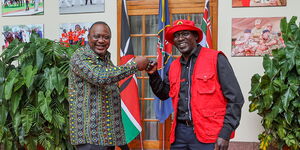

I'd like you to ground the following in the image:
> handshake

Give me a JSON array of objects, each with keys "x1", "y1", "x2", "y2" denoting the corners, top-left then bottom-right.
[{"x1": 134, "y1": 56, "x2": 157, "y2": 74}]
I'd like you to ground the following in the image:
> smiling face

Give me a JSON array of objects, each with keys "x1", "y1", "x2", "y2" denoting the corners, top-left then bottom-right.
[
  {"x1": 88, "y1": 24, "x2": 111, "y2": 56},
  {"x1": 173, "y1": 30, "x2": 198, "y2": 57}
]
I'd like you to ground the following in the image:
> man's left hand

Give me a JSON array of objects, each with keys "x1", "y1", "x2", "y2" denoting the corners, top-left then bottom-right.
[{"x1": 215, "y1": 137, "x2": 229, "y2": 150}]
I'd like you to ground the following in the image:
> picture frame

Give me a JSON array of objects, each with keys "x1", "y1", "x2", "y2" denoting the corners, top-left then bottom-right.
[
  {"x1": 232, "y1": 0, "x2": 287, "y2": 7},
  {"x1": 2, "y1": 0, "x2": 44, "y2": 17},
  {"x1": 59, "y1": 0, "x2": 105, "y2": 14},
  {"x1": 2, "y1": 24, "x2": 44, "y2": 49},
  {"x1": 231, "y1": 17, "x2": 285, "y2": 56},
  {"x1": 59, "y1": 22, "x2": 92, "y2": 47}
]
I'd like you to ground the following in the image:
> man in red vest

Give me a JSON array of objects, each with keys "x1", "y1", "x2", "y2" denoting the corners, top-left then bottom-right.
[{"x1": 146, "y1": 20, "x2": 244, "y2": 150}]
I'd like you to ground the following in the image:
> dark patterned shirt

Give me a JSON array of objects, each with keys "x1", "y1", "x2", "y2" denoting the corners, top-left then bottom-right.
[{"x1": 69, "y1": 45, "x2": 137, "y2": 146}]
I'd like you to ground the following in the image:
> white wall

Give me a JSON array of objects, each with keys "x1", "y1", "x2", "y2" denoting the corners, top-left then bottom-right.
[
  {"x1": 0, "y1": 0, "x2": 119, "y2": 63},
  {"x1": 218, "y1": 0, "x2": 300, "y2": 142}
]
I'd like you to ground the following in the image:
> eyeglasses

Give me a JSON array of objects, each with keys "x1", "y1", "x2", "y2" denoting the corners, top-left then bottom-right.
[{"x1": 173, "y1": 31, "x2": 192, "y2": 39}]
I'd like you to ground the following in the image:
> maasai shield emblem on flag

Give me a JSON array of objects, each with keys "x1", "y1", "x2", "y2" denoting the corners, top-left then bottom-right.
[
  {"x1": 200, "y1": 0, "x2": 213, "y2": 48},
  {"x1": 119, "y1": 0, "x2": 142, "y2": 143},
  {"x1": 154, "y1": 0, "x2": 174, "y2": 123}
]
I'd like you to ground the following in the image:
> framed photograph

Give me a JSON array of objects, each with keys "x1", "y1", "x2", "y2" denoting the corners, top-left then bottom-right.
[
  {"x1": 231, "y1": 17, "x2": 285, "y2": 56},
  {"x1": 2, "y1": 0, "x2": 44, "y2": 17},
  {"x1": 2, "y1": 24, "x2": 44, "y2": 49},
  {"x1": 232, "y1": 0, "x2": 287, "y2": 7},
  {"x1": 59, "y1": 22, "x2": 92, "y2": 47},
  {"x1": 59, "y1": 0, "x2": 105, "y2": 14}
]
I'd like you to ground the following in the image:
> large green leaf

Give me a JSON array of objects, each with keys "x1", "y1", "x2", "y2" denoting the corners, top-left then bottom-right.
[
  {"x1": 36, "y1": 46, "x2": 44, "y2": 71},
  {"x1": 288, "y1": 16, "x2": 298, "y2": 32},
  {"x1": 4, "y1": 69, "x2": 19, "y2": 100},
  {"x1": 21, "y1": 65, "x2": 38, "y2": 88},
  {"x1": 277, "y1": 125, "x2": 286, "y2": 139},
  {"x1": 0, "y1": 61, "x2": 5, "y2": 102},
  {"x1": 38, "y1": 132, "x2": 54, "y2": 150},
  {"x1": 249, "y1": 100, "x2": 260, "y2": 112},
  {"x1": 1, "y1": 40, "x2": 24, "y2": 64},
  {"x1": 56, "y1": 73, "x2": 65, "y2": 94},
  {"x1": 263, "y1": 55, "x2": 278, "y2": 78},
  {"x1": 281, "y1": 86, "x2": 297, "y2": 111},
  {"x1": 44, "y1": 68, "x2": 55, "y2": 92},
  {"x1": 249, "y1": 74, "x2": 261, "y2": 95},
  {"x1": 0, "y1": 105, "x2": 8, "y2": 126},
  {"x1": 296, "y1": 57, "x2": 300, "y2": 75},
  {"x1": 51, "y1": 67, "x2": 59, "y2": 93},
  {"x1": 13, "y1": 112, "x2": 21, "y2": 137},
  {"x1": 13, "y1": 79, "x2": 24, "y2": 92},
  {"x1": 263, "y1": 91, "x2": 273, "y2": 110},
  {"x1": 38, "y1": 91, "x2": 53, "y2": 122},
  {"x1": 284, "y1": 109, "x2": 294, "y2": 125},
  {"x1": 21, "y1": 110, "x2": 34, "y2": 135},
  {"x1": 52, "y1": 111, "x2": 65, "y2": 129},
  {"x1": 284, "y1": 134, "x2": 297, "y2": 147},
  {"x1": 11, "y1": 90, "x2": 23, "y2": 114},
  {"x1": 260, "y1": 75, "x2": 271, "y2": 89}
]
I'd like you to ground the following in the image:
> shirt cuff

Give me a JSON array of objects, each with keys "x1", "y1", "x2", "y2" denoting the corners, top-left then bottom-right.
[
  {"x1": 148, "y1": 70, "x2": 160, "y2": 78},
  {"x1": 218, "y1": 124, "x2": 233, "y2": 140},
  {"x1": 126, "y1": 61, "x2": 138, "y2": 71}
]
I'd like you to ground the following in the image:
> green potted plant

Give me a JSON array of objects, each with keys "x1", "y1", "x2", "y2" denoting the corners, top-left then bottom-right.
[
  {"x1": 249, "y1": 16, "x2": 300, "y2": 150},
  {"x1": 0, "y1": 34, "x2": 79, "y2": 150}
]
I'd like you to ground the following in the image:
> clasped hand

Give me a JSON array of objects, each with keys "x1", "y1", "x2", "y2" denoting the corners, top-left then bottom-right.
[{"x1": 134, "y1": 56, "x2": 157, "y2": 72}]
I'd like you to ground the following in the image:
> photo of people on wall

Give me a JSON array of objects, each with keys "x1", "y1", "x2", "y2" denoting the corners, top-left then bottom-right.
[
  {"x1": 2, "y1": 0, "x2": 44, "y2": 16},
  {"x1": 232, "y1": 17, "x2": 285, "y2": 56},
  {"x1": 59, "y1": 22, "x2": 92, "y2": 47},
  {"x1": 232, "y1": 0, "x2": 287, "y2": 7},
  {"x1": 2, "y1": 24, "x2": 43, "y2": 49},
  {"x1": 59, "y1": 0, "x2": 104, "y2": 14}
]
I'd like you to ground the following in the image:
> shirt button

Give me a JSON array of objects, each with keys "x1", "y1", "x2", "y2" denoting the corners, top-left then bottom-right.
[
  {"x1": 186, "y1": 82, "x2": 188, "y2": 85},
  {"x1": 185, "y1": 98, "x2": 188, "y2": 101},
  {"x1": 185, "y1": 112, "x2": 188, "y2": 114}
]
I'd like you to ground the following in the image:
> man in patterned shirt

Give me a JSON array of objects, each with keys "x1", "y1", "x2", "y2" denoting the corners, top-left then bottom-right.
[{"x1": 69, "y1": 21, "x2": 149, "y2": 150}]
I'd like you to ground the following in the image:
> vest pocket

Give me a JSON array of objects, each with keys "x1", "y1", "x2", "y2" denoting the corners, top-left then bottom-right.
[
  {"x1": 202, "y1": 108, "x2": 225, "y2": 136},
  {"x1": 196, "y1": 73, "x2": 216, "y2": 94}
]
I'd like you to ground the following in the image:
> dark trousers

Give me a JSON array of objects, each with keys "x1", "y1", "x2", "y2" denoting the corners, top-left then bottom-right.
[
  {"x1": 170, "y1": 123, "x2": 215, "y2": 150},
  {"x1": 106, "y1": 145, "x2": 129, "y2": 150},
  {"x1": 85, "y1": 0, "x2": 92, "y2": 5},
  {"x1": 76, "y1": 144, "x2": 129, "y2": 150},
  {"x1": 76, "y1": 144, "x2": 106, "y2": 150}
]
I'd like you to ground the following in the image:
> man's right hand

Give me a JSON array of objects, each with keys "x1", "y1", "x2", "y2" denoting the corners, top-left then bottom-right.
[
  {"x1": 145, "y1": 61, "x2": 157, "y2": 74},
  {"x1": 134, "y1": 56, "x2": 149, "y2": 71}
]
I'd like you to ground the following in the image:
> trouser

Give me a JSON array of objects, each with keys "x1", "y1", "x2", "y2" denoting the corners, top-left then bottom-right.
[
  {"x1": 76, "y1": 144, "x2": 105, "y2": 150},
  {"x1": 106, "y1": 145, "x2": 129, "y2": 150},
  {"x1": 86, "y1": 0, "x2": 92, "y2": 5},
  {"x1": 76, "y1": 144, "x2": 129, "y2": 150},
  {"x1": 170, "y1": 122, "x2": 215, "y2": 150}
]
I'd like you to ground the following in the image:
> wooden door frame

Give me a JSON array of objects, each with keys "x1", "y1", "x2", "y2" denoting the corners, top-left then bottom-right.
[{"x1": 116, "y1": 0, "x2": 218, "y2": 149}]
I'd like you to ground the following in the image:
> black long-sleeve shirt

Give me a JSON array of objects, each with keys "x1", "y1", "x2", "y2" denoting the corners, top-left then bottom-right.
[{"x1": 149, "y1": 45, "x2": 244, "y2": 140}]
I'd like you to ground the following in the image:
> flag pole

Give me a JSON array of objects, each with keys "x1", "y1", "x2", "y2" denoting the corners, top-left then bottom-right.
[
  {"x1": 162, "y1": 24, "x2": 165, "y2": 150},
  {"x1": 139, "y1": 133, "x2": 144, "y2": 150}
]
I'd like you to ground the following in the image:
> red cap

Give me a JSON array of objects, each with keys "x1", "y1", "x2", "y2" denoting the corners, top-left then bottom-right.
[{"x1": 165, "y1": 20, "x2": 203, "y2": 45}]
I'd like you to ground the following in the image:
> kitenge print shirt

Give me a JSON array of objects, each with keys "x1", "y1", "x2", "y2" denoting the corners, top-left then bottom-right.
[{"x1": 69, "y1": 45, "x2": 137, "y2": 146}]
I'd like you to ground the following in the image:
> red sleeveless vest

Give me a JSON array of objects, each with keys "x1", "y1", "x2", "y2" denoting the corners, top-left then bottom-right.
[{"x1": 168, "y1": 47, "x2": 230, "y2": 143}]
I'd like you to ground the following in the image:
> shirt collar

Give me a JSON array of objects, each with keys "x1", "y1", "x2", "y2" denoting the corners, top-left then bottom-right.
[
  {"x1": 179, "y1": 44, "x2": 201, "y2": 64},
  {"x1": 83, "y1": 44, "x2": 111, "y2": 61}
]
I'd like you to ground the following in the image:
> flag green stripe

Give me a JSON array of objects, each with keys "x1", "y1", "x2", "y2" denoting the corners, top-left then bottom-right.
[{"x1": 121, "y1": 109, "x2": 140, "y2": 143}]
